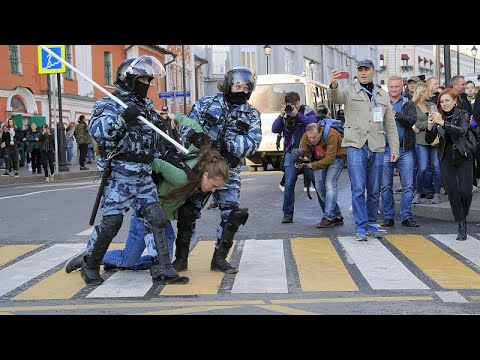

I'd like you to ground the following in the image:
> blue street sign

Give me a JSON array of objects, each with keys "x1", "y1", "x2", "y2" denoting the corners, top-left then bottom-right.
[
  {"x1": 159, "y1": 92, "x2": 173, "y2": 99},
  {"x1": 174, "y1": 91, "x2": 191, "y2": 97},
  {"x1": 37, "y1": 45, "x2": 66, "y2": 74}
]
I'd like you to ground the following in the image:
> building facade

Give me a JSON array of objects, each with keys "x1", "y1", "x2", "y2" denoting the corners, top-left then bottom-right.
[{"x1": 0, "y1": 45, "x2": 206, "y2": 128}]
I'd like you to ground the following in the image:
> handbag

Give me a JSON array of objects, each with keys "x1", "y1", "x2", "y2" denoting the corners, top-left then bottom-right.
[
  {"x1": 465, "y1": 128, "x2": 478, "y2": 153},
  {"x1": 430, "y1": 135, "x2": 440, "y2": 147}
]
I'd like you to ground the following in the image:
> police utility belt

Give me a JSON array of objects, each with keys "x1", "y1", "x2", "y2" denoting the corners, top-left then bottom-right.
[{"x1": 100, "y1": 150, "x2": 154, "y2": 164}]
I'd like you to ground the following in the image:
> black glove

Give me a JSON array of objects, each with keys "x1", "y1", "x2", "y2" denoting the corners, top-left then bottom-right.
[
  {"x1": 121, "y1": 105, "x2": 143, "y2": 124},
  {"x1": 212, "y1": 138, "x2": 227, "y2": 155},
  {"x1": 189, "y1": 132, "x2": 211, "y2": 148}
]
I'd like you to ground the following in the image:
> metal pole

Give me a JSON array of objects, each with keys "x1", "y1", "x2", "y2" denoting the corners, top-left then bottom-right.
[
  {"x1": 457, "y1": 45, "x2": 460, "y2": 76},
  {"x1": 266, "y1": 55, "x2": 269, "y2": 74},
  {"x1": 46, "y1": 74, "x2": 52, "y2": 128},
  {"x1": 181, "y1": 45, "x2": 187, "y2": 115},
  {"x1": 51, "y1": 74, "x2": 58, "y2": 173},
  {"x1": 56, "y1": 73, "x2": 68, "y2": 172},
  {"x1": 39, "y1": 45, "x2": 188, "y2": 154},
  {"x1": 444, "y1": 45, "x2": 451, "y2": 87}
]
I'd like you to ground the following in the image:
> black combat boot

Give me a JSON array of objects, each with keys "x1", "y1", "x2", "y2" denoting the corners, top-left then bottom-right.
[
  {"x1": 65, "y1": 250, "x2": 86, "y2": 273},
  {"x1": 172, "y1": 228, "x2": 191, "y2": 272},
  {"x1": 211, "y1": 242, "x2": 238, "y2": 274},
  {"x1": 456, "y1": 220, "x2": 467, "y2": 241}
]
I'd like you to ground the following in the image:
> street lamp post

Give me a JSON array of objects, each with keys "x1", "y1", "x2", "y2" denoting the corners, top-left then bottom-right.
[
  {"x1": 263, "y1": 45, "x2": 271, "y2": 74},
  {"x1": 309, "y1": 60, "x2": 315, "y2": 81},
  {"x1": 472, "y1": 45, "x2": 478, "y2": 73}
]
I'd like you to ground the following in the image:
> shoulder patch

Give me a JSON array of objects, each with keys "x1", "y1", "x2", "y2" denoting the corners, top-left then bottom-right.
[{"x1": 93, "y1": 107, "x2": 105, "y2": 116}]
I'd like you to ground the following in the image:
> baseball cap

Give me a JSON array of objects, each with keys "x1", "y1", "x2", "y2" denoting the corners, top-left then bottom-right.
[
  {"x1": 407, "y1": 76, "x2": 422, "y2": 83},
  {"x1": 160, "y1": 106, "x2": 168, "y2": 113},
  {"x1": 357, "y1": 59, "x2": 375, "y2": 69}
]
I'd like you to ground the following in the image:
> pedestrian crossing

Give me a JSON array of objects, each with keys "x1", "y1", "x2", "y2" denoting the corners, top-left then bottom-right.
[{"x1": 2, "y1": 234, "x2": 480, "y2": 301}]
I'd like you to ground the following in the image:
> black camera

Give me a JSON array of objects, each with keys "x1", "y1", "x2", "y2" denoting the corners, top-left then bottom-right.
[
  {"x1": 291, "y1": 148, "x2": 310, "y2": 165},
  {"x1": 285, "y1": 103, "x2": 294, "y2": 116}
]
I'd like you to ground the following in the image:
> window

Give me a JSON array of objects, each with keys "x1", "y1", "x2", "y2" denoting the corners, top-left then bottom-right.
[
  {"x1": 284, "y1": 48, "x2": 294, "y2": 74},
  {"x1": 9, "y1": 45, "x2": 21, "y2": 74},
  {"x1": 211, "y1": 45, "x2": 230, "y2": 75},
  {"x1": 240, "y1": 46, "x2": 256, "y2": 72},
  {"x1": 104, "y1": 51, "x2": 113, "y2": 86},
  {"x1": 401, "y1": 53, "x2": 410, "y2": 66},
  {"x1": 65, "y1": 45, "x2": 73, "y2": 80},
  {"x1": 379, "y1": 54, "x2": 384, "y2": 67}
]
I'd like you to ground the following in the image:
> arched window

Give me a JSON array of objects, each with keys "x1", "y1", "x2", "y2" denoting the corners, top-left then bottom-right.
[{"x1": 10, "y1": 95, "x2": 27, "y2": 113}]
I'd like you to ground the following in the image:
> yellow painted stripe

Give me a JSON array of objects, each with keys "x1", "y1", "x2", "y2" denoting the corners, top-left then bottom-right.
[
  {"x1": 470, "y1": 295, "x2": 480, "y2": 300},
  {"x1": 161, "y1": 241, "x2": 232, "y2": 296},
  {"x1": 271, "y1": 295, "x2": 434, "y2": 304},
  {"x1": 386, "y1": 234, "x2": 480, "y2": 289},
  {"x1": 0, "y1": 245, "x2": 42, "y2": 266},
  {"x1": 134, "y1": 305, "x2": 242, "y2": 315},
  {"x1": 255, "y1": 304, "x2": 320, "y2": 315},
  {"x1": 13, "y1": 243, "x2": 124, "y2": 300},
  {"x1": 291, "y1": 237, "x2": 358, "y2": 291}
]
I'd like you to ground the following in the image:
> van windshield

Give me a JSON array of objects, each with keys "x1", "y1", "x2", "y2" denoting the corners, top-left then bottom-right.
[{"x1": 249, "y1": 84, "x2": 306, "y2": 114}]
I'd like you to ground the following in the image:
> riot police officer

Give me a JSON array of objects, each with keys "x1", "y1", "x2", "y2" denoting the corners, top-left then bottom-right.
[
  {"x1": 173, "y1": 65, "x2": 262, "y2": 274},
  {"x1": 73, "y1": 55, "x2": 188, "y2": 286}
]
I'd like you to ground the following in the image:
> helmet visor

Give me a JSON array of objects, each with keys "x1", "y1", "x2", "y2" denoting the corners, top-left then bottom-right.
[
  {"x1": 230, "y1": 68, "x2": 256, "y2": 92},
  {"x1": 128, "y1": 55, "x2": 166, "y2": 80}
]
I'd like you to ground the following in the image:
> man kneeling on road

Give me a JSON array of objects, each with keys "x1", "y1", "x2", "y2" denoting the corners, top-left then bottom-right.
[{"x1": 299, "y1": 123, "x2": 346, "y2": 228}]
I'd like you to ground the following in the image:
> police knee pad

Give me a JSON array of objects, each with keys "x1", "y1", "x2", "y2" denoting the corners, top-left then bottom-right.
[
  {"x1": 101, "y1": 214, "x2": 124, "y2": 237},
  {"x1": 142, "y1": 202, "x2": 167, "y2": 229},
  {"x1": 227, "y1": 207, "x2": 249, "y2": 227}
]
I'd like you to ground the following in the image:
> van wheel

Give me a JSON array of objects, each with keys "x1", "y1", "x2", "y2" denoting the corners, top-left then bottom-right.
[
  {"x1": 272, "y1": 161, "x2": 281, "y2": 170},
  {"x1": 247, "y1": 165, "x2": 257, "y2": 172}
]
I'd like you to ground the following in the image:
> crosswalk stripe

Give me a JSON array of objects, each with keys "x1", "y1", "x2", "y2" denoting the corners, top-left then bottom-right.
[
  {"x1": 77, "y1": 228, "x2": 94, "y2": 236},
  {"x1": 386, "y1": 234, "x2": 480, "y2": 289},
  {"x1": 338, "y1": 236, "x2": 428, "y2": 290},
  {"x1": 0, "y1": 244, "x2": 86, "y2": 297},
  {"x1": 292, "y1": 237, "x2": 358, "y2": 292},
  {"x1": 231, "y1": 239, "x2": 288, "y2": 294},
  {"x1": 161, "y1": 241, "x2": 228, "y2": 296},
  {"x1": 87, "y1": 271, "x2": 152, "y2": 298},
  {"x1": 0, "y1": 245, "x2": 42, "y2": 266},
  {"x1": 431, "y1": 234, "x2": 480, "y2": 269},
  {"x1": 13, "y1": 243, "x2": 124, "y2": 300}
]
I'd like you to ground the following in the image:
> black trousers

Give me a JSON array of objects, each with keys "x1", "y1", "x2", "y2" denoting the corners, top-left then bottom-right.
[
  {"x1": 78, "y1": 143, "x2": 88, "y2": 167},
  {"x1": 440, "y1": 146, "x2": 473, "y2": 222}
]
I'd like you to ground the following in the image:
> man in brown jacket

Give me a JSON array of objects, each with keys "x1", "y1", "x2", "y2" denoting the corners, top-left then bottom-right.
[
  {"x1": 329, "y1": 59, "x2": 399, "y2": 241},
  {"x1": 299, "y1": 123, "x2": 347, "y2": 228}
]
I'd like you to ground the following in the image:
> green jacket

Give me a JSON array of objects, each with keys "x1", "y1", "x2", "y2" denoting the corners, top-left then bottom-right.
[
  {"x1": 154, "y1": 113, "x2": 205, "y2": 220},
  {"x1": 74, "y1": 121, "x2": 89, "y2": 144}
]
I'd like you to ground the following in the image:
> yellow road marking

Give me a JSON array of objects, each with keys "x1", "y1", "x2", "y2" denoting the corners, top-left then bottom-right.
[
  {"x1": 386, "y1": 234, "x2": 480, "y2": 289},
  {"x1": 470, "y1": 295, "x2": 480, "y2": 300},
  {"x1": 12, "y1": 243, "x2": 124, "y2": 300},
  {"x1": 292, "y1": 237, "x2": 358, "y2": 291},
  {"x1": 161, "y1": 241, "x2": 232, "y2": 296},
  {"x1": 255, "y1": 305, "x2": 320, "y2": 315},
  {"x1": 271, "y1": 295, "x2": 434, "y2": 304},
  {"x1": 0, "y1": 245, "x2": 41, "y2": 266},
  {"x1": 133, "y1": 305, "x2": 242, "y2": 315}
]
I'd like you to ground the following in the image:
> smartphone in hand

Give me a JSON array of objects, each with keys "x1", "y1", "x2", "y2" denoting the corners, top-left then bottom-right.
[{"x1": 338, "y1": 71, "x2": 349, "y2": 79}]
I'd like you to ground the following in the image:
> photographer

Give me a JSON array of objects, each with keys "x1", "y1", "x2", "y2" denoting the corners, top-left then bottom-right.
[
  {"x1": 39, "y1": 124, "x2": 55, "y2": 182},
  {"x1": 272, "y1": 91, "x2": 317, "y2": 223}
]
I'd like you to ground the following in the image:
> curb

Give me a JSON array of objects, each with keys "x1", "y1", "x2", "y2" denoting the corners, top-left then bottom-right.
[{"x1": 0, "y1": 170, "x2": 99, "y2": 185}]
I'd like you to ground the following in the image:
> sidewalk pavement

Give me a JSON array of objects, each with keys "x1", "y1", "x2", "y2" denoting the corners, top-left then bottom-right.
[
  {"x1": 0, "y1": 162, "x2": 99, "y2": 186},
  {"x1": 392, "y1": 173, "x2": 480, "y2": 222}
]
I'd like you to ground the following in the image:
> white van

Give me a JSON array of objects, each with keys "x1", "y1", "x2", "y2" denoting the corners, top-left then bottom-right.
[{"x1": 247, "y1": 74, "x2": 335, "y2": 171}]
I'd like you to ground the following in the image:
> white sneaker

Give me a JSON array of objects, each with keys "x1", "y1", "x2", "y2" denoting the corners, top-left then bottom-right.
[
  {"x1": 472, "y1": 185, "x2": 477, "y2": 193},
  {"x1": 45, "y1": 177, "x2": 49, "y2": 183},
  {"x1": 28, "y1": 164, "x2": 32, "y2": 171},
  {"x1": 279, "y1": 184, "x2": 284, "y2": 192}
]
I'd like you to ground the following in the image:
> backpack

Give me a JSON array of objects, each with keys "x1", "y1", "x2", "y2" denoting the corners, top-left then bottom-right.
[{"x1": 318, "y1": 118, "x2": 344, "y2": 143}]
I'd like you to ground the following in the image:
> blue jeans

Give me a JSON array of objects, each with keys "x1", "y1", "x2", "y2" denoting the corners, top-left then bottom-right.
[
  {"x1": 381, "y1": 146, "x2": 414, "y2": 221},
  {"x1": 415, "y1": 144, "x2": 441, "y2": 195},
  {"x1": 282, "y1": 151, "x2": 302, "y2": 216},
  {"x1": 347, "y1": 145, "x2": 384, "y2": 232},
  {"x1": 314, "y1": 157, "x2": 344, "y2": 219},
  {"x1": 102, "y1": 212, "x2": 176, "y2": 270},
  {"x1": 66, "y1": 144, "x2": 74, "y2": 164}
]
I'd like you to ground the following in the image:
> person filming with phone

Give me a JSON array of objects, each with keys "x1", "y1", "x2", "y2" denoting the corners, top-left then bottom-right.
[
  {"x1": 329, "y1": 60, "x2": 399, "y2": 241},
  {"x1": 272, "y1": 91, "x2": 317, "y2": 223}
]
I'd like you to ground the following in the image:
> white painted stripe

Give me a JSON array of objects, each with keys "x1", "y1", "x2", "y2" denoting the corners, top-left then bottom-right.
[
  {"x1": 435, "y1": 291, "x2": 469, "y2": 303},
  {"x1": 241, "y1": 178, "x2": 254, "y2": 182},
  {"x1": 86, "y1": 271, "x2": 152, "y2": 298},
  {"x1": 77, "y1": 228, "x2": 94, "y2": 236},
  {"x1": 232, "y1": 239, "x2": 288, "y2": 294},
  {"x1": 0, "y1": 244, "x2": 86, "y2": 297},
  {"x1": 432, "y1": 234, "x2": 480, "y2": 269},
  {"x1": 338, "y1": 236, "x2": 428, "y2": 290},
  {"x1": 0, "y1": 185, "x2": 97, "y2": 201}
]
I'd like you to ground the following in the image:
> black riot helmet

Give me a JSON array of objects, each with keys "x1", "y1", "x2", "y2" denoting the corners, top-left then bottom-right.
[
  {"x1": 317, "y1": 104, "x2": 329, "y2": 117},
  {"x1": 115, "y1": 55, "x2": 166, "y2": 93},
  {"x1": 222, "y1": 65, "x2": 257, "y2": 100}
]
